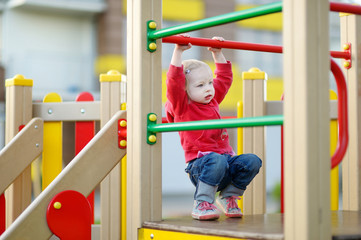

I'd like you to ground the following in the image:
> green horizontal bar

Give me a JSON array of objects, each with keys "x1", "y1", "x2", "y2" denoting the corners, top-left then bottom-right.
[
  {"x1": 148, "y1": 115, "x2": 283, "y2": 133},
  {"x1": 148, "y1": 1, "x2": 282, "y2": 40}
]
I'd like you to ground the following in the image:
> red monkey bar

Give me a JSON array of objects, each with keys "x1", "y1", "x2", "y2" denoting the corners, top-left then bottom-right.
[
  {"x1": 330, "y1": 58, "x2": 349, "y2": 168},
  {"x1": 330, "y1": 2, "x2": 361, "y2": 15},
  {"x1": 162, "y1": 36, "x2": 351, "y2": 60}
]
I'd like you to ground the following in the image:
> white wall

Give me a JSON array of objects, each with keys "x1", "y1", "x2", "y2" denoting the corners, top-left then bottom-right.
[{"x1": 1, "y1": 7, "x2": 97, "y2": 100}]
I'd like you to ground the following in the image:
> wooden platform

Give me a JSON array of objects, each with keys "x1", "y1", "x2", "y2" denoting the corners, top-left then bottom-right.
[{"x1": 143, "y1": 211, "x2": 361, "y2": 240}]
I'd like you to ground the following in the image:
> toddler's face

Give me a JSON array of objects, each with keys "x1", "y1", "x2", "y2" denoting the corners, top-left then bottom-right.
[{"x1": 186, "y1": 66, "x2": 214, "y2": 104}]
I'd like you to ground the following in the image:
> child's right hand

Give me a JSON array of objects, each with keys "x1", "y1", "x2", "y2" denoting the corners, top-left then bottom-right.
[{"x1": 175, "y1": 34, "x2": 192, "y2": 51}]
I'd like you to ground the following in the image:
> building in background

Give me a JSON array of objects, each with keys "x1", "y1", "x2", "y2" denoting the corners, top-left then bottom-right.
[{"x1": 0, "y1": 0, "x2": 105, "y2": 100}]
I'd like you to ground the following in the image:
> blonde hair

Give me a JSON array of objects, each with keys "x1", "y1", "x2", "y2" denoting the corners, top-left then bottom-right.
[{"x1": 182, "y1": 59, "x2": 212, "y2": 87}]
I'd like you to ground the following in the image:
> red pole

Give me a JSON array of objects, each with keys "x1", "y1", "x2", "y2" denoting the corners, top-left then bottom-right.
[
  {"x1": 280, "y1": 94, "x2": 284, "y2": 213},
  {"x1": 163, "y1": 35, "x2": 282, "y2": 53},
  {"x1": 280, "y1": 125, "x2": 284, "y2": 213},
  {"x1": 75, "y1": 92, "x2": 96, "y2": 224},
  {"x1": 330, "y1": 2, "x2": 361, "y2": 15},
  {"x1": 330, "y1": 59, "x2": 349, "y2": 168},
  {"x1": 330, "y1": 51, "x2": 351, "y2": 60},
  {"x1": 0, "y1": 194, "x2": 4, "y2": 235},
  {"x1": 163, "y1": 36, "x2": 350, "y2": 59}
]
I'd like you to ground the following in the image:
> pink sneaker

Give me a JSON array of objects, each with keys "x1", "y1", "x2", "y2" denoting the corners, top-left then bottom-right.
[
  {"x1": 191, "y1": 201, "x2": 220, "y2": 220},
  {"x1": 216, "y1": 196, "x2": 243, "y2": 218}
]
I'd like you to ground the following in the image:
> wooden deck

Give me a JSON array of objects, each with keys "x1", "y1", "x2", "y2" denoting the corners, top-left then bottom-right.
[{"x1": 143, "y1": 211, "x2": 361, "y2": 240}]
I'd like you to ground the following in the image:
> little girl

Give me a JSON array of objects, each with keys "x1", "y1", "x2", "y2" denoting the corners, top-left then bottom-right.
[{"x1": 165, "y1": 35, "x2": 262, "y2": 220}]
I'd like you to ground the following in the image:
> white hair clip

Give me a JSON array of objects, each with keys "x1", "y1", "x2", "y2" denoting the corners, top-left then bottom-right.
[{"x1": 185, "y1": 69, "x2": 191, "y2": 74}]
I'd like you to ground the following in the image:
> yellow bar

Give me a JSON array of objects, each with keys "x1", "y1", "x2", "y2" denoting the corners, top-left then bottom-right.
[
  {"x1": 42, "y1": 93, "x2": 63, "y2": 189},
  {"x1": 241, "y1": 67, "x2": 265, "y2": 80},
  {"x1": 330, "y1": 90, "x2": 339, "y2": 210},
  {"x1": 237, "y1": 101, "x2": 244, "y2": 211},
  {"x1": 139, "y1": 228, "x2": 247, "y2": 240},
  {"x1": 5, "y1": 74, "x2": 33, "y2": 87},
  {"x1": 121, "y1": 101, "x2": 127, "y2": 240},
  {"x1": 99, "y1": 69, "x2": 122, "y2": 82}
]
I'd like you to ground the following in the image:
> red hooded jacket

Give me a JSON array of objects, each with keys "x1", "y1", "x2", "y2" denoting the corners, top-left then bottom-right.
[{"x1": 165, "y1": 61, "x2": 234, "y2": 163}]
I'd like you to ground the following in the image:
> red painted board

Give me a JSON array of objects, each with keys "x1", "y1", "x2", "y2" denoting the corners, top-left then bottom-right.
[
  {"x1": 75, "y1": 92, "x2": 95, "y2": 223},
  {"x1": 47, "y1": 190, "x2": 92, "y2": 240},
  {"x1": 0, "y1": 194, "x2": 5, "y2": 235}
]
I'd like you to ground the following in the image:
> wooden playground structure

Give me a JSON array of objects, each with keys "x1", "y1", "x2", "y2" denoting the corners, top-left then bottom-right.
[{"x1": 1, "y1": 0, "x2": 361, "y2": 239}]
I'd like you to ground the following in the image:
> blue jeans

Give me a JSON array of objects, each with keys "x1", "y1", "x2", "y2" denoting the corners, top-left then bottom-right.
[{"x1": 185, "y1": 152, "x2": 262, "y2": 202}]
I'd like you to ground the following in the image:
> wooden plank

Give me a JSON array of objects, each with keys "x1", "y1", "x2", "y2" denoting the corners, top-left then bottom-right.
[
  {"x1": 32, "y1": 101, "x2": 100, "y2": 121},
  {"x1": 108, "y1": 80, "x2": 121, "y2": 240},
  {"x1": 340, "y1": 14, "x2": 361, "y2": 211},
  {"x1": 242, "y1": 70, "x2": 265, "y2": 215},
  {"x1": 144, "y1": 215, "x2": 284, "y2": 240},
  {"x1": 0, "y1": 118, "x2": 43, "y2": 194},
  {"x1": 266, "y1": 100, "x2": 337, "y2": 119},
  {"x1": 0, "y1": 110, "x2": 127, "y2": 240},
  {"x1": 99, "y1": 81, "x2": 111, "y2": 238},
  {"x1": 283, "y1": 0, "x2": 330, "y2": 239},
  {"x1": 143, "y1": 211, "x2": 361, "y2": 240},
  {"x1": 242, "y1": 79, "x2": 254, "y2": 215},
  {"x1": 252, "y1": 79, "x2": 265, "y2": 214}
]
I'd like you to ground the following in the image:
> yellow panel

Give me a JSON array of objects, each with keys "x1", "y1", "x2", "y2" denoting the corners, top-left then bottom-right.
[
  {"x1": 42, "y1": 93, "x2": 63, "y2": 190},
  {"x1": 122, "y1": 0, "x2": 126, "y2": 15},
  {"x1": 122, "y1": 0, "x2": 204, "y2": 21},
  {"x1": 122, "y1": 156, "x2": 127, "y2": 240},
  {"x1": 237, "y1": 101, "x2": 244, "y2": 211},
  {"x1": 95, "y1": 54, "x2": 126, "y2": 76},
  {"x1": 330, "y1": 90, "x2": 339, "y2": 211},
  {"x1": 163, "y1": 0, "x2": 204, "y2": 21},
  {"x1": 236, "y1": 4, "x2": 282, "y2": 32},
  {"x1": 266, "y1": 78, "x2": 283, "y2": 101},
  {"x1": 162, "y1": 70, "x2": 167, "y2": 105},
  {"x1": 139, "y1": 228, "x2": 247, "y2": 240}
]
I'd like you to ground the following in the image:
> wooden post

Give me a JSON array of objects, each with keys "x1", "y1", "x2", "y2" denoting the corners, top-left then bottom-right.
[
  {"x1": 4, "y1": 74, "x2": 33, "y2": 227},
  {"x1": 283, "y1": 0, "x2": 330, "y2": 239},
  {"x1": 126, "y1": 0, "x2": 162, "y2": 239},
  {"x1": 242, "y1": 68, "x2": 266, "y2": 215},
  {"x1": 99, "y1": 70, "x2": 124, "y2": 239},
  {"x1": 340, "y1": 13, "x2": 361, "y2": 211}
]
